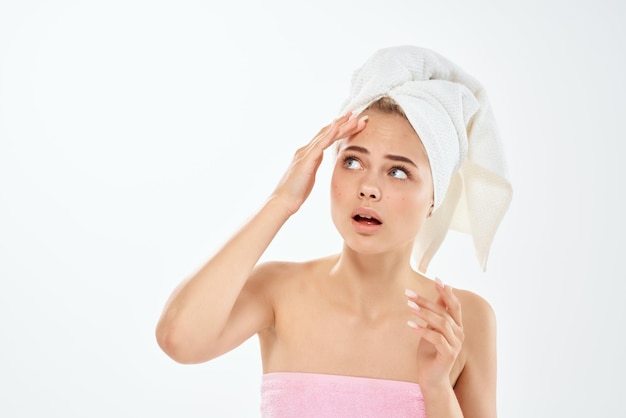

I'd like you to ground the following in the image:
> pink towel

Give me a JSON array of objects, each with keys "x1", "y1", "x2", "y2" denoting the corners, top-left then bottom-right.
[{"x1": 260, "y1": 372, "x2": 426, "y2": 417}]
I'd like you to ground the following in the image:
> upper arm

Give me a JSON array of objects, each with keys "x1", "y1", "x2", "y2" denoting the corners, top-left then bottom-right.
[
  {"x1": 206, "y1": 261, "x2": 280, "y2": 359},
  {"x1": 454, "y1": 291, "x2": 498, "y2": 418}
]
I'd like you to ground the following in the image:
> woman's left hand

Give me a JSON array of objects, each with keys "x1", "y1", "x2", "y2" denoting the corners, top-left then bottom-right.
[{"x1": 406, "y1": 279, "x2": 464, "y2": 390}]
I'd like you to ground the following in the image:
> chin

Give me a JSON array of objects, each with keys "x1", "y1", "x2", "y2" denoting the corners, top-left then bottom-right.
[
  {"x1": 340, "y1": 235, "x2": 393, "y2": 255},
  {"x1": 341, "y1": 229, "x2": 418, "y2": 256}
]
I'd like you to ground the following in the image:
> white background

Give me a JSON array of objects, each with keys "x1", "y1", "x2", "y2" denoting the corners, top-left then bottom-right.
[{"x1": 1, "y1": 0, "x2": 625, "y2": 417}]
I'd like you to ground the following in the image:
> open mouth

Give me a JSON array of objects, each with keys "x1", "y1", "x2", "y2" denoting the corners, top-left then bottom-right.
[{"x1": 353, "y1": 214, "x2": 382, "y2": 225}]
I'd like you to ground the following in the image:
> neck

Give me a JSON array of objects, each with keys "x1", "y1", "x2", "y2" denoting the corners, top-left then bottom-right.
[{"x1": 329, "y1": 243, "x2": 416, "y2": 315}]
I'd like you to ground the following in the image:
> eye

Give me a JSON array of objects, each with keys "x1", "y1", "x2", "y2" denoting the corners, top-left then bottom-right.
[
  {"x1": 343, "y1": 155, "x2": 362, "y2": 170},
  {"x1": 389, "y1": 166, "x2": 410, "y2": 179}
]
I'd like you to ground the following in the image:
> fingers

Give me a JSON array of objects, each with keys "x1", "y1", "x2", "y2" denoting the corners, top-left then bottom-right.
[
  {"x1": 292, "y1": 111, "x2": 367, "y2": 173},
  {"x1": 435, "y1": 278, "x2": 463, "y2": 328},
  {"x1": 334, "y1": 113, "x2": 369, "y2": 145},
  {"x1": 272, "y1": 112, "x2": 367, "y2": 214},
  {"x1": 309, "y1": 111, "x2": 368, "y2": 152},
  {"x1": 405, "y1": 280, "x2": 464, "y2": 353}
]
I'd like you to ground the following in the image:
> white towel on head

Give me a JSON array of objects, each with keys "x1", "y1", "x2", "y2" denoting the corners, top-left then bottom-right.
[{"x1": 339, "y1": 45, "x2": 513, "y2": 272}]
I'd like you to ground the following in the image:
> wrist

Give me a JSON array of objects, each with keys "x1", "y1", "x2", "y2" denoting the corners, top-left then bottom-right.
[
  {"x1": 420, "y1": 382, "x2": 463, "y2": 418},
  {"x1": 419, "y1": 381, "x2": 455, "y2": 401},
  {"x1": 264, "y1": 194, "x2": 298, "y2": 220}
]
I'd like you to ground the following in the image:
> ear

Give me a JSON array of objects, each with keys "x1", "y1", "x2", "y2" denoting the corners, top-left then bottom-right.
[{"x1": 427, "y1": 202, "x2": 434, "y2": 218}]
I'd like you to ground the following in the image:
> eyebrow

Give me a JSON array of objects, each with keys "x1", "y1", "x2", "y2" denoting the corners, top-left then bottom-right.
[{"x1": 342, "y1": 145, "x2": 418, "y2": 168}]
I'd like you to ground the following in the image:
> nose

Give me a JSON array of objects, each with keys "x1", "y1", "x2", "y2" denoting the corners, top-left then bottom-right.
[{"x1": 358, "y1": 183, "x2": 381, "y2": 201}]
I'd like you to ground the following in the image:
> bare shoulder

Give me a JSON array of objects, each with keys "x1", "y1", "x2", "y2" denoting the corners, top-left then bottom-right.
[
  {"x1": 243, "y1": 260, "x2": 300, "y2": 297},
  {"x1": 450, "y1": 286, "x2": 498, "y2": 415},
  {"x1": 453, "y1": 287, "x2": 497, "y2": 351},
  {"x1": 454, "y1": 288, "x2": 496, "y2": 323},
  {"x1": 249, "y1": 259, "x2": 301, "y2": 280},
  {"x1": 250, "y1": 256, "x2": 331, "y2": 281},
  {"x1": 246, "y1": 255, "x2": 336, "y2": 296}
]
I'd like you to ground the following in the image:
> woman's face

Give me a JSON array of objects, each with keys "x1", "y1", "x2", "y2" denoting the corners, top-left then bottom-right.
[{"x1": 330, "y1": 109, "x2": 434, "y2": 255}]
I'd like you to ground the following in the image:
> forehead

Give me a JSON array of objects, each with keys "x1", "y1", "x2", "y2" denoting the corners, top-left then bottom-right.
[{"x1": 338, "y1": 109, "x2": 429, "y2": 163}]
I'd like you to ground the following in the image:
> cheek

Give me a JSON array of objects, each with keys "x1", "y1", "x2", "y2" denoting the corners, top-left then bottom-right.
[
  {"x1": 331, "y1": 180, "x2": 341, "y2": 196},
  {"x1": 387, "y1": 194, "x2": 416, "y2": 212},
  {"x1": 330, "y1": 177, "x2": 344, "y2": 214},
  {"x1": 330, "y1": 179, "x2": 340, "y2": 200},
  {"x1": 330, "y1": 170, "x2": 349, "y2": 200},
  {"x1": 386, "y1": 188, "x2": 431, "y2": 218}
]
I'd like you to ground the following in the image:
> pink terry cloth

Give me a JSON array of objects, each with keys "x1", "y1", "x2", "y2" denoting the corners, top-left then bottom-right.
[{"x1": 260, "y1": 372, "x2": 426, "y2": 418}]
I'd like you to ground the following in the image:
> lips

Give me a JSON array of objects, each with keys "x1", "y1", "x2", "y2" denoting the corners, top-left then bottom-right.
[
  {"x1": 351, "y1": 208, "x2": 383, "y2": 225},
  {"x1": 353, "y1": 214, "x2": 382, "y2": 225}
]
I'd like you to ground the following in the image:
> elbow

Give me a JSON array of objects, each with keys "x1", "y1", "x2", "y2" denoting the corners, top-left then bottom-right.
[
  {"x1": 155, "y1": 321, "x2": 184, "y2": 363},
  {"x1": 155, "y1": 320, "x2": 219, "y2": 365},
  {"x1": 155, "y1": 323, "x2": 197, "y2": 364}
]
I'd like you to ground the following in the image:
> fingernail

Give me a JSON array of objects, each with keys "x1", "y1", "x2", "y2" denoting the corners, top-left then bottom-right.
[
  {"x1": 435, "y1": 277, "x2": 444, "y2": 289},
  {"x1": 407, "y1": 300, "x2": 420, "y2": 311},
  {"x1": 407, "y1": 320, "x2": 419, "y2": 329},
  {"x1": 404, "y1": 288, "x2": 417, "y2": 298},
  {"x1": 358, "y1": 115, "x2": 369, "y2": 124}
]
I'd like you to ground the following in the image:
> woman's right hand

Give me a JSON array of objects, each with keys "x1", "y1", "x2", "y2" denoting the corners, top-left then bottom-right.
[{"x1": 271, "y1": 112, "x2": 368, "y2": 215}]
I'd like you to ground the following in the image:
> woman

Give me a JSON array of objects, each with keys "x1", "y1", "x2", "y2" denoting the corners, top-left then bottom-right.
[{"x1": 156, "y1": 45, "x2": 512, "y2": 417}]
